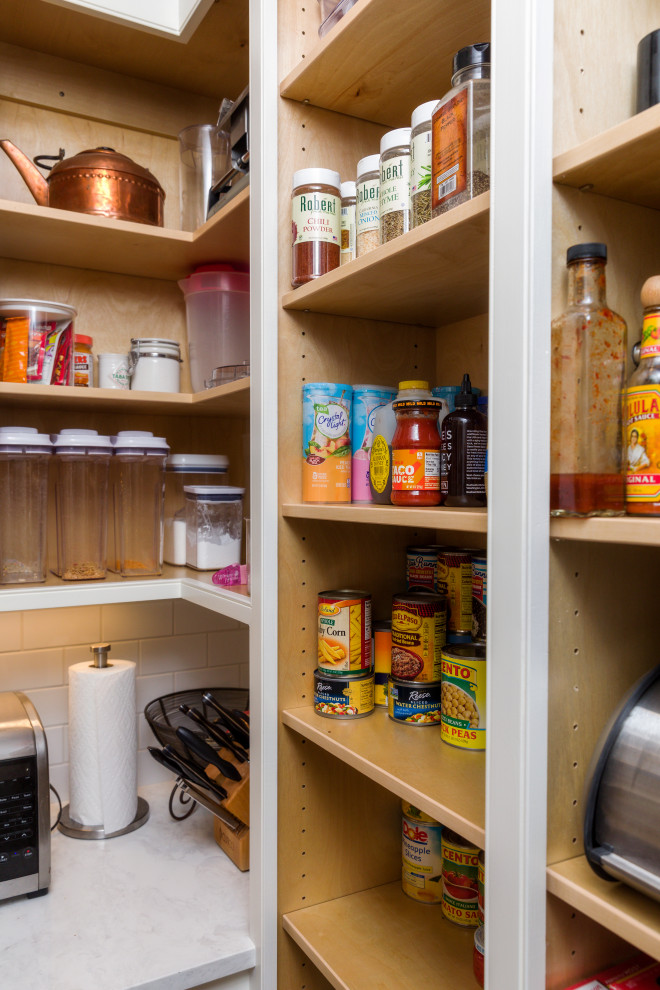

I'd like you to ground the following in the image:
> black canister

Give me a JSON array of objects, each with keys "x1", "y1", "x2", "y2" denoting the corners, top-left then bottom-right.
[{"x1": 637, "y1": 29, "x2": 660, "y2": 113}]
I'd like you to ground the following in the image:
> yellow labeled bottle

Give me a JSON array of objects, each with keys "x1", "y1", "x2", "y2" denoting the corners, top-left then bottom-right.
[{"x1": 626, "y1": 275, "x2": 660, "y2": 514}]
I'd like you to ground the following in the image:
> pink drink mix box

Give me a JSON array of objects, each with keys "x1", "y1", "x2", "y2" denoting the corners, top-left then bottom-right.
[{"x1": 564, "y1": 953, "x2": 660, "y2": 989}]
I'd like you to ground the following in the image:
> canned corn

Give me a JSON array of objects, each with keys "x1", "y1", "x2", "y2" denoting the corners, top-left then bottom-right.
[{"x1": 318, "y1": 589, "x2": 372, "y2": 674}]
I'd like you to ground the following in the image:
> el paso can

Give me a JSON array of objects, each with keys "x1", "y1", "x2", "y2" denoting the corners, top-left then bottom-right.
[
  {"x1": 318, "y1": 590, "x2": 372, "y2": 674},
  {"x1": 401, "y1": 800, "x2": 443, "y2": 904},
  {"x1": 437, "y1": 549, "x2": 474, "y2": 636},
  {"x1": 441, "y1": 643, "x2": 486, "y2": 751},
  {"x1": 471, "y1": 554, "x2": 487, "y2": 643},
  {"x1": 373, "y1": 620, "x2": 392, "y2": 707},
  {"x1": 302, "y1": 382, "x2": 352, "y2": 503},
  {"x1": 313, "y1": 669, "x2": 374, "y2": 719},
  {"x1": 388, "y1": 676, "x2": 442, "y2": 725},
  {"x1": 391, "y1": 592, "x2": 446, "y2": 681},
  {"x1": 441, "y1": 828, "x2": 481, "y2": 927}
]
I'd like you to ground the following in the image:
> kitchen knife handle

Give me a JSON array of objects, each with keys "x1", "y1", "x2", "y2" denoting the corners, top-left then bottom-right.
[
  {"x1": 202, "y1": 692, "x2": 250, "y2": 748},
  {"x1": 176, "y1": 726, "x2": 242, "y2": 782},
  {"x1": 162, "y1": 744, "x2": 228, "y2": 800},
  {"x1": 182, "y1": 704, "x2": 248, "y2": 763}
]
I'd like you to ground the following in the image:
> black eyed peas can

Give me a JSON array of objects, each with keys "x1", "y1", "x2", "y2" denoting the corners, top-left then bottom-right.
[
  {"x1": 471, "y1": 554, "x2": 487, "y2": 643},
  {"x1": 318, "y1": 590, "x2": 372, "y2": 675},
  {"x1": 313, "y1": 669, "x2": 374, "y2": 719},
  {"x1": 391, "y1": 592, "x2": 446, "y2": 681},
  {"x1": 373, "y1": 620, "x2": 392, "y2": 707},
  {"x1": 441, "y1": 643, "x2": 487, "y2": 751},
  {"x1": 387, "y1": 676, "x2": 442, "y2": 725},
  {"x1": 441, "y1": 828, "x2": 481, "y2": 927},
  {"x1": 401, "y1": 800, "x2": 443, "y2": 904},
  {"x1": 437, "y1": 549, "x2": 474, "y2": 636}
]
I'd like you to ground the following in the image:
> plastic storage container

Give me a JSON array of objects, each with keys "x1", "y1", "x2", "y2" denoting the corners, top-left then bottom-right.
[
  {"x1": 129, "y1": 338, "x2": 182, "y2": 393},
  {"x1": 0, "y1": 298, "x2": 75, "y2": 385},
  {"x1": 51, "y1": 429, "x2": 113, "y2": 580},
  {"x1": 318, "y1": 0, "x2": 359, "y2": 36},
  {"x1": 184, "y1": 485, "x2": 244, "y2": 570},
  {"x1": 0, "y1": 427, "x2": 52, "y2": 584},
  {"x1": 111, "y1": 431, "x2": 170, "y2": 577},
  {"x1": 164, "y1": 454, "x2": 229, "y2": 565},
  {"x1": 178, "y1": 123, "x2": 231, "y2": 232},
  {"x1": 178, "y1": 264, "x2": 250, "y2": 393}
]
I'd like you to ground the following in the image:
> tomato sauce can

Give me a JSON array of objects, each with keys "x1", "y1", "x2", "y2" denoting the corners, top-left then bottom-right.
[
  {"x1": 387, "y1": 676, "x2": 442, "y2": 725},
  {"x1": 373, "y1": 620, "x2": 392, "y2": 707},
  {"x1": 302, "y1": 382, "x2": 352, "y2": 503},
  {"x1": 318, "y1": 590, "x2": 372, "y2": 674},
  {"x1": 441, "y1": 828, "x2": 481, "y2": 927},
  {"x1": 441, "y1": 644, "x2": 487, "y2": 751},
  {"x1": 391, "y1": 592, "x2": 446, "y2": 681},
  {"x1": 401, "y1": 800, "x2": 443, "y2": 904},
  {"x1": 473, "y1": 925, "x2": 485, "y2": 987},
  {"x1": 437, "y1": 549, "x2": 474, "y2": 636},
  {"x1": 471, "y1": 554, "x2": 487, "y2": 643},
  {"x1": 478, "y1": 849, "x2": 485, "y2": 924},
  {"x1": 313, "y1": 669, "x2": 374, "y2": 719}
]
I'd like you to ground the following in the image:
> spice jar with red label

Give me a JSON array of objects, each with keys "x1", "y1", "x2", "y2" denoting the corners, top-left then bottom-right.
[
  {"x1": 391, "y1": 380, "x2": 442, "y2": 506},
  {"x1": 291, "y1": 168, "x2": 341, "y2": 287}
]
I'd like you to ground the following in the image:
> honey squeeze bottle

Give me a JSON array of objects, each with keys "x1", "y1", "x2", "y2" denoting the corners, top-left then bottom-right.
[{"x1": 440, "y1": 374, "x2": 487, "y2": 507}]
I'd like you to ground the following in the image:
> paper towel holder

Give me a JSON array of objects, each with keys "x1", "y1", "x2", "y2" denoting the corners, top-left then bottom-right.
[{"x1": 58, "y1": 643, "x2": 150, "y2": 841}]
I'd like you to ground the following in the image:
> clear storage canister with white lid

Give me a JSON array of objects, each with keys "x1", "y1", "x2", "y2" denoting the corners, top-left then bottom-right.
[
  {"x1": 184, "y1": 485, "x2": 244, "y2": 571},
  {"x1": 51, "y1": 428, "x2": 113, "y2": 580},
  {"x1": 379, "y1": 128, "x2": 412, "y2": 243},
  {"x1": 164, "y1": 453, "x2": 229, "y2": 565},
  {"x1": 128, "y1": 338, "x2": 182, "y2": 393},
  {"x1": 111, "y1": 431, "x2": 170, "y2": 577},
  {"x1": 0, "y1": 426, "x2": 52, "y2": 584}
]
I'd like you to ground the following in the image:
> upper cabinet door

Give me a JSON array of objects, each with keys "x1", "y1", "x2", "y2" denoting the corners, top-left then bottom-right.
[{"x1": 42, "y1": 0, "x2": 214, "y2": 39}]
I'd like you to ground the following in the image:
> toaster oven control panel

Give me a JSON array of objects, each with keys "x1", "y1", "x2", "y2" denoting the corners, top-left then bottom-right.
[{"x1": 0, "y1": 756, "x2": 39, "y2": 881}]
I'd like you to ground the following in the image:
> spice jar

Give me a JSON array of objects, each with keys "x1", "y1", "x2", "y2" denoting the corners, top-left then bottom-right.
[
  {"x1": 73, "y1": 334, "x2": 94, "y2": 387},
  {"x1": 129, "y1": 338, "x2": 182, "y2": 393},
  {"x1": 356, "y1": 155, "x2": 380, "y2": 257},
  {"x1": 379, "y1": 129, "x2": 411, "y2": 243},
  {"x1": 185, "y1": 485, "x2": 244, "y2": 570},
  {"x1": 391, "y1": 380, "x2": 442, "y2": 506},
  {"x1": 625, "y1": 275, "x2": 660, "y2": 515},
  {"x1": 0, "y1": 426, "x2": 52, "y2": 584},
  {"x1": 551, "y1": 243, "x2": 627, "y2": 516},
  {"x1": 410, "y1": 100, "x2": 438, "y2": 228},
  {"x1": 291, "y1": 167, "x2": 341, "y2": 287},
  {"x1": 432, "y1": 43, "x2": 491, "y2": 217},
  {"x1": 340, "y1": 181, "x2": 356, "y2": 265}
]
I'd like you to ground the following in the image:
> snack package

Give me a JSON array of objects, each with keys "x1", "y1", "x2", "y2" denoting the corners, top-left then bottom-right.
[
  {"x1": 565, "y1": 954, "x2": 660, "y2": 989},
  {"x1": 30, "y1": 320, "x2": 73, "y2": 385},
  {"x1": 2, "y1": 315, "x2": 30, "y2": 382}
]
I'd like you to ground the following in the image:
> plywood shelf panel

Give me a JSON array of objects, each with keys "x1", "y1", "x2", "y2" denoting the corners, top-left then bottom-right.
[
  {"x1": 282, "y1": 706, "x2": 485, "y2": 846},
  {"x1": 0, "y1": 185, "x2": 249, "y2": 280},
  {"x1": 550, "y1": 515, "x2": 660, "y2": 547},
  {"x1": 282, "y1": 502, "x2": 487, "y2": 535},
  {"x1": 553, "y1": 104, "x2": 660, "y2": 210},
  {"x1": 281, "y1": 194, "x2": 489, "y2": 327},
  {"x1": 283, "y1": 881, "x2": 478, "y2": 990},
  {"x1": 547, "y1": 856, "x2": 660, "y2": 960},
  {"x1": 280, "y1": 0, "x2": 490, "y2": 128}
]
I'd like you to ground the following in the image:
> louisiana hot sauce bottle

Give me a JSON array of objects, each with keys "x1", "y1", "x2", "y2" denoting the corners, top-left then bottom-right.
[
  {"x1": 625, "y1": 276, "x2": 660, "y2": 515},
  {"x1": 391, "y1": 381, "x2": 441, "y2": 506}
]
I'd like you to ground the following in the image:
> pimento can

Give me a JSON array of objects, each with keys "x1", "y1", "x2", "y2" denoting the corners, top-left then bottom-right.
[
  {"x1": 318, "y1": 590, "x2": 372, "y2": 674},
  {"x1": 437, "y1": 549, "x2": 474, "y2": 636},
  {"x1": 406, "y1": 545, "x2": 441, "y2": 593},
  {"x1": 441, "y1": 644, "x2": 487, "y2": 751},
  {"x1": 391, "y1": 592, "x2": 446, "y2": 681},
  {"x1": 441, "y1": 828, "x2": 481, "y2": 927},
  {"x1": 387, "y1": 676, "x2": 442, "y2": 725},
  {"x1": 373, "y1": 620, "x2": 392, "y2": 707},
  {"x1": 471, "y1": 554, "x2": 487, "y2": 643},
  {"x1": 478, "y1": 849, "x2": 485, "y2": 923},
  {"x1": 351, "y1": 385, "x2": 396, "y2": 503},
  {"x1": 302, "y1": 382, "x2": 352, "y2": 503},
  {"x1": 401, "y1": 800, "x2": 443, "y2": 904},
  {"x1": 314, "y1": 669, "x2": 374, "y2": 719}
]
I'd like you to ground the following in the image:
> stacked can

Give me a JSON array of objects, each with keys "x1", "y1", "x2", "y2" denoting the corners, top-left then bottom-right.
[
  {"x1": 314, "y1": 589, "x2": 374, "y2": 719},
  {"x1": 388, "y1": 591, "x2": 446, "y2": 726},
  {"x1": 441, "y1": 828, "x2": 482, "y2": 927}
]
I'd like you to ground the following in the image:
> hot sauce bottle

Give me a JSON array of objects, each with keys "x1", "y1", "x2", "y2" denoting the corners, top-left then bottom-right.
[
  {"x1": 550, "y1": 243, "x2": 627, "y2": 516},
  {"x1": 626, "y1": 275, "x2": 660, "y2": 515},
  {"x1": 391, "y1": 381, "x2": 442, "y2": 506},
  {"x1": 440, "y1": 373, "x2": 487, "y2": 507}
]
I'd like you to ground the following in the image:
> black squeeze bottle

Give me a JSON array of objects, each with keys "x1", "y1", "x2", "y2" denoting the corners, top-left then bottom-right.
[{"x1": 440, "y1": 373, "x2": 487, "y2": 507}]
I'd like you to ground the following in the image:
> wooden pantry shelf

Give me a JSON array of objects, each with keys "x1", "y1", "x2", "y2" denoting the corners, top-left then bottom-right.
[
  {"x1": 282, "y1": 501, "x2": 488, "y2": 536},
  {"x1": 0, "y1": 185, "x2": 249, "y2": 281},
  {"x1": 282, "y1": 193, "x2": 489, "y2": 327},
  {"x1": 283, "y1": 706, "x2": 485, "y2": 847},
  {"x1": 0, "y1": 377, "x2": 250, "y2": 417},
  {"x1": 547, "y1": 856, "x2": 660, "y2": 961},
  {"x1": 280, "y1": 0, "x2": 490, "y2": 128},
  {"x1": 283, "y1": 881, "x2": 478, "y2": 990},
  {"x1": 550, "y1": 514, "x2": 660, "y2": 547},
  {"x1": 553, "y1": 103, "x2": 660, "y2": 210}
]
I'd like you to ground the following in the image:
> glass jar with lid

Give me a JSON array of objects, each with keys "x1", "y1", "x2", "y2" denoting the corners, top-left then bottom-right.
[
  {"x1": 164, "y1": 453, "x2": 229, "y2": 564},
  {"x1": 432, "y1": 43, "x2": 491, "y2": 217},
  {"x1": 356, "y1": 155, "x2": 380, "y2": 257},
  {"x1": 129, "y1": 338, "x2": 182, "y2": 393},
  {"x1": 391, "y1": 380, "x2": 442, "y2": 506},
  {"x1": 291, "y1": 167, "x2": 341, "y2": 287},
  {"x1": 380, "y1": 129, "x2": 411, "y2": 243},
  {"x1": 0, "y1": 426, "x2": 52, "y2": 584},
  {"x1": 410, "y1": 100, "x2": 438, "y2": 228},
  {"x1": 185, "y1": 485, "x2": 244, "y2": 570}
]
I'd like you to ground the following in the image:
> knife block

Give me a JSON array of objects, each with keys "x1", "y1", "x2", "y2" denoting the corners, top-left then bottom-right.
[
  {"x1": 205, "y1": 746, "x2": 249, "y2": 826},
  {"x1": 213, "y1": 818, "x2": 249, "y2": 871}
]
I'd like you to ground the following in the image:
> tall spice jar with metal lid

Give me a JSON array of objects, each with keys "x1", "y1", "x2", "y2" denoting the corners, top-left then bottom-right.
[
  {"x1": 410, "y1": 100, "x2": 438, "y2": 228},
  {"x1": 391, "y1": 380, "x2": 442, "y2": 506},
  {"x1": 291, "y1": 168, "x2": 341, "y2": 287},
  {"x1": 625, "y1": 275, "x2": 660, "y2": 514},
  {"x1": 356, "y1": 154, "x2": 380, "y2": 257},
  {"x1": 379, "y1": 129, "x2": 411, "y2": 243},
  {"x1": 432, "y1": 43, "x2": 491, "y2": 217},
  {"x1": 340, "y1": 180, "x2": 356, "y2": 265}
]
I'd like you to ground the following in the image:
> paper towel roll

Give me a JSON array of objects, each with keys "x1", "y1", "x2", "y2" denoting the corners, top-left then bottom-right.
[{"x1": 68, "y1": 659, "x2": 138, "y2": 835}]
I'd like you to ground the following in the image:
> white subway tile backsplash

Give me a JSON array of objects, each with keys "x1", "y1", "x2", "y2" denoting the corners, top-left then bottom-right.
[
  {"x1": 0, "y1": 649, "x2": 64, "y2": 690},
  {"x1": 140, "y1": 634, "x2": 208, "y2": 675},
  {"x1": 173, "y1": 600, "x2": 239, "y2": 635},
  {"x1": 22, "y1": 606, "x2": 101, "y2": 650},
  {"x1": 136, "y1": 673, "x2": 176, "y2": 714},
  {"x1": 101, "y1": 601, "x2": 173, "y2": 642},
  {"x1": 49, "y1": 764, "x2": 69, "y2": 804},
  {"x1": 208, "y1": 629, "x2": 249, "y2": 666},
  {"x1": 45, "y1": 725, "x2": 66, "y2": 764},
  {"x1": 64, "y1": 640, "x2": 140, "y2": 668},
  {"x1": 175, "y1": 664, "x2": 243, "y2": 692},
  {"x1": 0, "y1": 613, "x2": 22, "y2": 652},
  {"x1": 24, "y1": 686, "x2": 68, "y2": 726}
]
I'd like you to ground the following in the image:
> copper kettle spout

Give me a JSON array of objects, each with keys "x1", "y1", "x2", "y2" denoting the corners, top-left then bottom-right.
[{"x1": 0, "y1": 139, "x2": 49, "y2": 206}]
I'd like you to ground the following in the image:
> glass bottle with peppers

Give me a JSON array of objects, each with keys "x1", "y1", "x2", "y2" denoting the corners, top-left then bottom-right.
[
  {"x1": 391, "y1": 381, "x2": 442, "y2": 506},
  {"x1": 625, "y1": 275, "x2": 660, "y2": 514},
  {"x1": 550, "y1": 243, "x2": 627, "y2": 516}
]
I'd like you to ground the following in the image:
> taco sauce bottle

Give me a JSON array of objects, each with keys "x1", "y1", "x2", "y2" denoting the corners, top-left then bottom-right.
[{"x1": 391, "y1": 381, "x2": 442, "y2": 506}]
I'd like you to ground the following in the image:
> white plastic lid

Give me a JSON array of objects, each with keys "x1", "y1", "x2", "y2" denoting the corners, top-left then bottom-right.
[
  {"x1": 340, "y1": 180, "x2": 356, "y2": 198},
  {"x1": 356, "y1": 154, "x2": 380, "y2": 177},
  {"x1": 292, "y1": 168, "x2": 341, "y2": 191},
  {"x1": 167, "y1": 454, "x2": 229, "y2": 472},
  {"x1": 380, "y1": 128, "x2": 411, "y2": 155},
  {"x1": 111, "y1": 430, "x2": 169, "y2": 453},
  {"x1": 411, "y1": 100, "x2": 440, "y2": 130},
  {"x1": 0, "y1": 426, "x2": 52, "y2": 449},
  {"x1": 51, "y1": 428, "x2": 113, "y2": 450},
  {"x1": 184, "y1": 485, "x2": 245, "y2": 500},
  {"x1": 0, "y1": 298, "x2": 77, "y2": 318}
]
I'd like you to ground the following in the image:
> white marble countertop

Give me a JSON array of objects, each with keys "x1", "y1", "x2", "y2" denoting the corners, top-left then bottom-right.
[{"x1": 0, "y1": 782, "x2": 255, "y2": 990}]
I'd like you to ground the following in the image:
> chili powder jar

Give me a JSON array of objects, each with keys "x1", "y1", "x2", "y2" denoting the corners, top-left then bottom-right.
[
  {"x1": 291, "y1": 168, "x2": 341, "y2": 287},
  {"x1": 391, "y1": 380, "x2": 442, "y2": 506}
]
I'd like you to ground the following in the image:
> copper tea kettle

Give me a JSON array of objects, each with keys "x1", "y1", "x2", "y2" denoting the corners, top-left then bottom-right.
[{"x1": 0, "y1": 141, "x2": 165, "y2": 226}]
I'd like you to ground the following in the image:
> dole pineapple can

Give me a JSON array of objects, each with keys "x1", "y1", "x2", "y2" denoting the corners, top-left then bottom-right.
[{"x1": 401, "y1": 801, "x2": 443, "y2": 904}]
